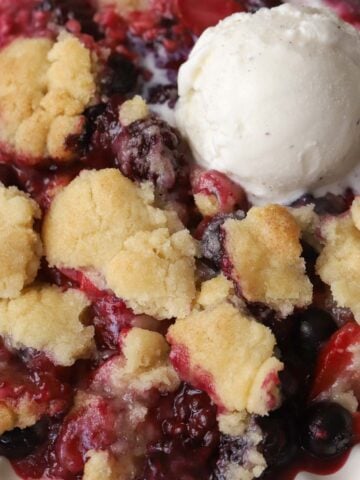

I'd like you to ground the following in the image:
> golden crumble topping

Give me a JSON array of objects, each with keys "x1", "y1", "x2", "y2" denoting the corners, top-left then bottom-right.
[
  {"x1": 105, "y1": 229, "x2": 196, "y2": 319},
  {"x1": 316, "y1": 198, "x2": 360, "y2": 321},
  {"x1": 83, "y1": 451, "x2": 119, "y2": 480},
  {"x1": 167, "y1": 302, "x2": 283, "y2": 415},
  {"x1": 43, "y1": 169, "x2": 196, "y2": 320},
  {"x1": 223, "y1": 205, "x2": 312, "y2": 316},
  {"x1": 0, "y1": 35, "x2": 96, "y2": 161},
  {"x1": 109, "y1": 327, "x2": 180, "y2": 393},
  {"x1": 43, "y1": 169, "x2": 168, "y2": 271},
  {"x1": 119, "y1": 95, "x2": 149, "y2": 126},
  {"x1": 196, "y1": 275, "x2": 234, "y2": 309},
  {"x1": 194, "y1": 192, "x2": 220, "y2": 217},
  {"x1": 0, "y1": 286, "x2": 94, "y2": 366},
  {"x1": 0, "y1": 396, "x2": 47, "y2": 435},
  {"x1": 0, "y1": 184, "x2": 42, "y2": 299},
  {"x1": 97, "y1": 0, "x2": 150, "y2": 15},
  {"x1": 288, "y1": 204, "x2": 321, "y2": 251}
]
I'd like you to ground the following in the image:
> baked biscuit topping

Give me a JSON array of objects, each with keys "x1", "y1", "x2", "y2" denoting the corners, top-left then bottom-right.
[
  {"x1": 97, "y1": 0, "x2": 150, "y2": 15},
  {"x1": 316, "y1": 198, "x2": 360, "y2": 322},
  {"x1": 0, "y1": 34, "x2": 96, "y2": 161},
  {"x1": 0, "y1": 184, "x2": 42, "y2": 299},
  {"x1": 105, "y1": 229, "x2": 196, "y2": 319},
  {"x1": 44, "y1": 168, "x2": 196, "y2": 319},
  {"x1": 222, "y1": 204, "x2": 313, "y2": 315},
  {"x1": 167, "y1": 302, "x2": 283, "y2": 415},
  {"x1": 0, "y1": 286, "x2": 94, "y2": 366}
]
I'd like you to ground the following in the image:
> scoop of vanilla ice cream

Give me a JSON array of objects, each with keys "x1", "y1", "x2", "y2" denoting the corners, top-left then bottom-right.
[{"x1": 175, "y1": 4, "x2": 360, "y2": 204}]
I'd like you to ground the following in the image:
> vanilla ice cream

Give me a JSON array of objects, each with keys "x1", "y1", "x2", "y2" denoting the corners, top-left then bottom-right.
[{"x1": 175, "y1": 4, "x2": 360, "y2": 204}]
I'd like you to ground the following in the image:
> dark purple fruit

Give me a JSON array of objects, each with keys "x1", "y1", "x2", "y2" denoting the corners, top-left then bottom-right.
[
  {"x1": 302, "y1": 402, "x2": 353, "y2": 458},
  {"x1": 201, "y1": 211, "x2": 245, "y2": 268},
  {"x1": 114, "y1": 116, "x2": 187, "y2": 194},
  {"x1": 101, "y1": 53, "x2": 138, "y2": 97},
  {"x1": 0, "y1": 419, "x2": 48, "y2": 459},
  {"x1": 295, "y1": 308, "x2": 337, "y2": 361},
  {"x1": 258, "y1": 413, "x2": 298, "y2": 467}
]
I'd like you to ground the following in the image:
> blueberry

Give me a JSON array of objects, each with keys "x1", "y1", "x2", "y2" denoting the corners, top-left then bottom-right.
[
  {"x1": 295, "y1": 308, "x2": 337, "y2": 361},
  {"x1": 0, "y1": 419, "x2": 48, "y2": 459},
  {"x1": 302, "y1": 402, "x2": 353, "y2": 457},
  {"x1": 201, "y1": 211, "x2": 244, "y2": 268},
  {"x1": 258, "y1": 413, "x2": 298, "y2": 467},
  {"x1": 101, "y1": 53, "x2": 138, "y2": 96}
]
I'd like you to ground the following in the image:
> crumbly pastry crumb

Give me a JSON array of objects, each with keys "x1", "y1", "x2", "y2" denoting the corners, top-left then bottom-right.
[
  {"x1": 110, "y1": 327, "x2": 180, "y2": 393},
  {"x1": 0, "y1": 35, "x2": 96, "y2": 160},
  {"x1": 119, "y1": 96, "x2": 149, "y2": 126},
  {"x1": 194, "y1": 192, "x2": 220, "y2": 217},
  {"x1": 83, "y1": 451, "x2": 119, "y2": 480},
  {"x1": 0, "y1": 286, "x2": 94, "y2": 366},
  {"x1": 105, "y1": 229, "x2": 196, "y2": 319},
  {"x1": 44, "y1": 169, "x2": 196, "y2": 320},
  {"x1": 223, "y1": 204, "x2": 313, "y2": 316},
  {"x1": 316, "y1": 198, "x2": 360, "y2": 322},
  {"x1": 288, "y1": 204, "x2": 321, "y2": 251},
  {"x1": 196, "y1": 275, "x2": 234, "y2": 309},
  {"x1": 97, "y1": 0, "x2": 150, "y2": 14},
  {"x1": 43, "y1": 169, "x2": 169, "y2": 270},
  {"x1": 0, "y1": 396, "x2": 46, "y2": 435},
  {"x1": 0, "y1": 184, "x2": 42, "y2": 299},
  {"x1": 167, "y1": 302, "x2": 283, "y2": 414}
]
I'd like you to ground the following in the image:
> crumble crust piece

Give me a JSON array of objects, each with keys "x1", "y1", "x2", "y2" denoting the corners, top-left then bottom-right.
[
  {"x1": 0, "y1": 286, "x2": 94, "y2": 366},
  {"x1": 0, "y1": 34, "x2": 96, "y2": 160},
  {"x1": 223, "y1": 204, "x2": 313, "y2": 316},
  {"x1": 105, "y1": 229, "x2": 197, "y2": 319},
  {"x1": 109, "y1": 327, "x2": 180, "y2": 393},
  {"x1": 43, "y1": 169, "x2": 196, "y2": 319},
  {"x1": 167, "y1": 302, "x2": 283, "y2": 415},
  {"x1": 0, "y1": 184, "x2": 42, "y2": 299},
  {"x1": 83, "y1": 451, "x2": 119, "y2": 480},
  {"x1": 97, "y1": 0, "x2": 150, "y2": 15},
  {"x1": 316, "y1": 198, "x2": 360, "y2": 321},
  {"x1": 119, "y1": 95, "x2": 150, "y2": 126}
]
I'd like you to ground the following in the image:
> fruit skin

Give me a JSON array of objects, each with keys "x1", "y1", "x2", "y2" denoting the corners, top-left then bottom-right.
[
  {"x1": 295, "y1": 308, "x2": 337, "y2": 362},
  {"x1": 0, "y1": 420, "x2": 48, "y2": 460},
  {"x1": 301, "y1": 402, "x2": 353, "y2": 458},
  {"x1": 258, "y1": 409, "x2": 298, "y2": 468},
  {"x1": 310, "y1": 322, "x2": 360, "y2": 399}
]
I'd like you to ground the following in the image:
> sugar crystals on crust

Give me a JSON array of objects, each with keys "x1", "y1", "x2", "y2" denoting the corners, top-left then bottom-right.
[
  {"x1": 0, "y1": 184, "x2": 42, "y2": 299},
  {"x1": 222, "y1": 204, "x2": 313, "y2": 316},
  {"x1": 0, "y1": 285, "x2": 94, "y2": 366},
  {"x1": 316, "y1": 198, "x2": 360, "y2": 322},
  {"x1": 0, "y1": 34, "x2": 96, "y2": 161}
]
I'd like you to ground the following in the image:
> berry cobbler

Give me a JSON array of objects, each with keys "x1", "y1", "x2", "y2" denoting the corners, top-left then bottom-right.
[{"x1": 0, "y1": 0, "x2": 360, "y2": 479}]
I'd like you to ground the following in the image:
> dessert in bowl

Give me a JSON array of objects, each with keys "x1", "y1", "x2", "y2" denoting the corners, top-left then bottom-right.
[{"x1": 0, "y1": 0, "x2": 360, "y2": 479}]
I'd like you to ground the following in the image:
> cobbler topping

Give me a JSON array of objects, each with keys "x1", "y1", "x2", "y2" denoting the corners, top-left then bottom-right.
[
  {"x1": 43, "y1": 168, "x2": 169, "y2": 269},
  {"x1": 0, "y1": 286, "x2": 94, "y2": 366},
  {"x1": 167, "y1": 302, "x2": 283, "y2": 415},
  {"x1": 105, "y1": 228, "x2": 196, "y2": 319},
  {"x1": 0, "y1": 184, "x2": 42, "y2": 299},
  {"x1": 96, "y1": 0, "x2": 150, "y2": 16},
  {"x1": 0, "y1": 34, "x2": 96, "y2": 162},
  {"x1": 222, "y1": 204, "x2": 313, "y2": 316},
  {"x1": 44, "y1": 168, "x2": 196, "y2": 319},
  {"x1": 316, "y1": 198, "x2": 360, "y2": 322},
  {"x1": 118, "y1": 95, "x2": 150, "y2": 126},
  {"x1": 83, "y1": 450, "x2": 119, "y2": 480}
]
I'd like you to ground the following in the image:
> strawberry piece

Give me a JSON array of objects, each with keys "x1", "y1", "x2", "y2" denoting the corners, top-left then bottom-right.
[
  {"x1": 176, "y1": 0, "x2": 244, "y2": 35},
  {"x1": 311, "y1": 322, "x2": 360, "y2": 400}
]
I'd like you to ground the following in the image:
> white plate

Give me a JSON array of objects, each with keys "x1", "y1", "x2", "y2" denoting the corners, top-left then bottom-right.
[{"x1": 1, "y1": 446, "x2": 360, "y2": 479}]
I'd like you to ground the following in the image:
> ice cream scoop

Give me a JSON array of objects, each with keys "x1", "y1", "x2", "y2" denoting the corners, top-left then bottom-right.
[{"x1": 175, "y1": 4, "x2": 360, "y2": 204}]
